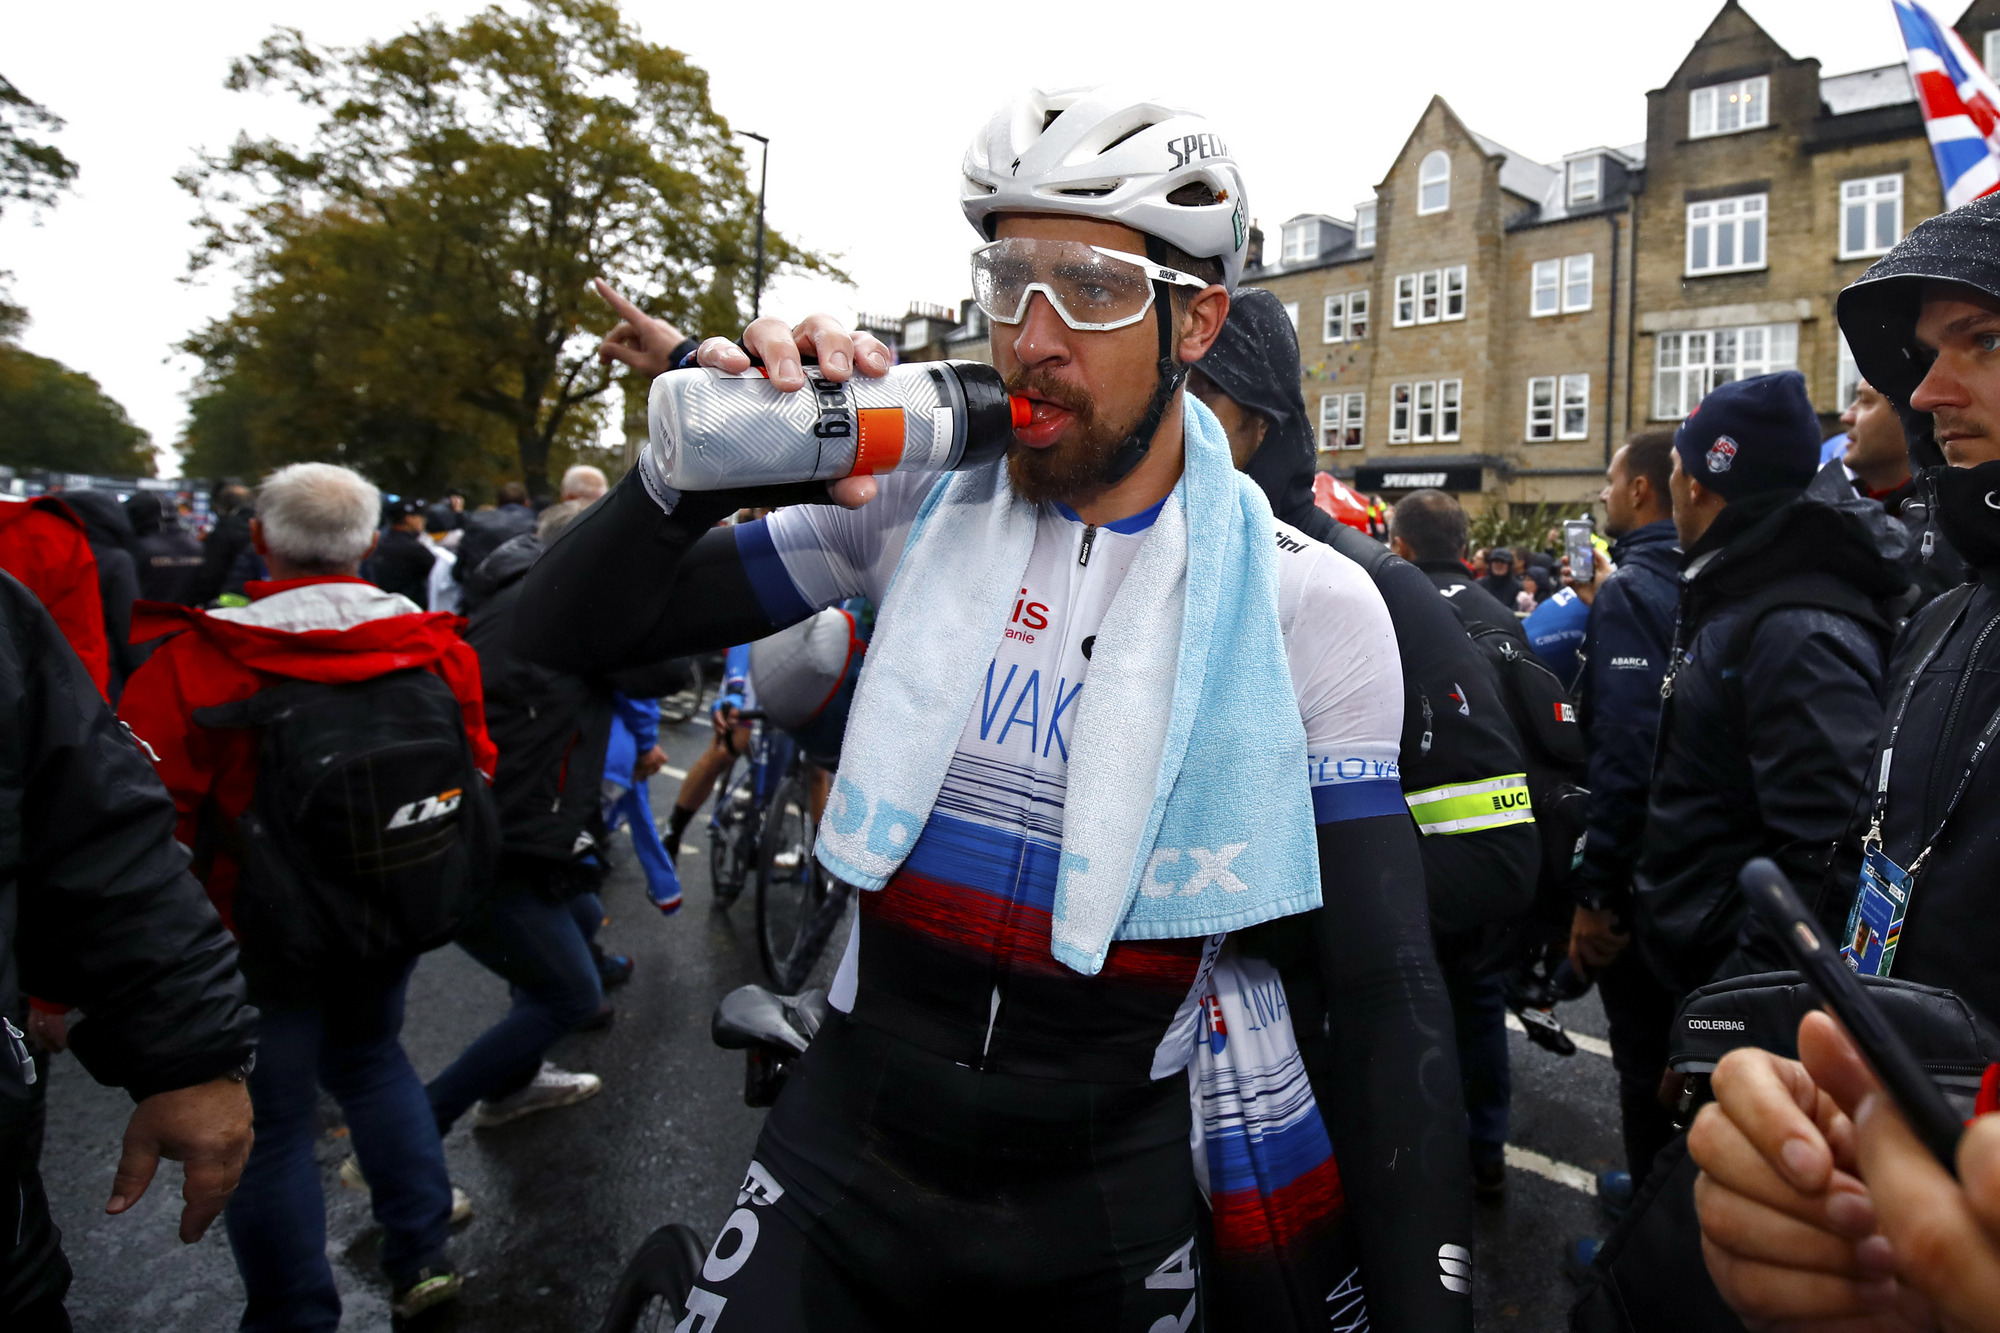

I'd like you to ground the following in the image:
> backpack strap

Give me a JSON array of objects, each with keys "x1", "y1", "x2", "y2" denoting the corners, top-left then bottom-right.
[{"x1": 191, "y1": 677, "x2": 378, "y2": 730}]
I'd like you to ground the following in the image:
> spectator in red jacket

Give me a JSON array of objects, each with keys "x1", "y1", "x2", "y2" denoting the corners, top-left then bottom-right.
[
  {"x1": 118, "y1": 462, "x2": 496, "y2": 1328},
  {"x1": 0, "y1": 496, "x2": 110, "y2": 696}
]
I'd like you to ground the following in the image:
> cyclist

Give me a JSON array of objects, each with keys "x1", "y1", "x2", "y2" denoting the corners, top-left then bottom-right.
[{"x1": 524, "y1": 88, "x2": 1468, "y2": 1331}]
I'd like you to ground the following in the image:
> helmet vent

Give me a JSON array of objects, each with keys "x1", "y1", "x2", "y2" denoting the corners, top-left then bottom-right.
[
  {"x1": 1053, "y1": 184, "x2": 1118, "y2": 198},
  {"x1": 1042, "y1": 109, "x2": 1064, "y2": 134},
  {"x1": 1097, "y1": 122, "x2": 1153, "y2": 155},
  {"x1": 1166, "y1": 180, "x2": 1220, "y2": 207}
]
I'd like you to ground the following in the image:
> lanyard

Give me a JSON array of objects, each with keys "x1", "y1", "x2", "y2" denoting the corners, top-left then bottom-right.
[{"x1": 1866, "y1": 599, "x2": 2000, "y2": 879}]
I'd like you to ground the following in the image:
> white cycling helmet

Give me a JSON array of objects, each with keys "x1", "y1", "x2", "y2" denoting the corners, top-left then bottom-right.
[{"x1": 961, "y1": 86, "x2": 1251, "y2": 293}]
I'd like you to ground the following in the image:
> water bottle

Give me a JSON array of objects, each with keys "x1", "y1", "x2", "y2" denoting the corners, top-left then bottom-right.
[{"x1": 646, "y1": 360, "x2": 1029, "y2": 491}]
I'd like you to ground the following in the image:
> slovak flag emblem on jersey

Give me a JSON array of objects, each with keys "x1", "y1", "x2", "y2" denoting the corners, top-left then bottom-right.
[
  {"x1": 1893, "y1": 0, "x2": 2000, "y2": 209},
  {"x1": 1706, "y1": 436, "x2": 1739, "y2": 473}
]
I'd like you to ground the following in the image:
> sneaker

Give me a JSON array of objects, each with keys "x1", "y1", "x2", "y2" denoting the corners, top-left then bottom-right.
[
  {"x1": 338, "y1": 1157, "x2": 472, "y2": 1225},
  {"x1": 592, "y1": 946, "x2": 635, "y2": 990},
  {"x1": 1596, "y1": 1169, "x2": 1635, "y2": 1224},
  {"x1": 390, "y1": 1267, "x2": 463, "y2": 1319},
  {"x1": 1472, "y1": 1157, "x2": 1507, "y2": 1201},
  {"x1": 472, "y1": 1064, "x2": 603, "y2": 1128}
]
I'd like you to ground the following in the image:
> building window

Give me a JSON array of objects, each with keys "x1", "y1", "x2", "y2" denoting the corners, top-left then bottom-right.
[
  {"x1": 1393, "y1": 274, "x2": 1417, "y2": 327},
  {"x1": 1531, "y1": 259, "x2": 1560, "y2": 317},
  {"x1": 1686, "y1": 194, "x2": 1767, "y2": 275},
  {"x1": 1527, "y1": 377, "x2": 1556, "y2": 441},
  {"x1": 1653, "y1": 324, "x2": 1800, "y2": 418},
  {"x1": 1439, "y1": 379, "x2": 1461, "y2": 440},
  {"x1": 1355, "y1": 201, "x2": 1377, "y2": 249},
  {"x1": 1282, "y1": 221, "x2": 1319, "y2": 265},
  {"x1": 1563, "y1": 254, "x2": 1593, "y2": 312},
  {"x1": 1986, "y1": 29, "x2": 2000, "y2": 81},
  {"x1": 1320, "y1": 392, "x2": 1366, "y2": 450},
  {"x1": 1568, "y1": 156, "x2": 1600, "y2": 206},
  {"x1": 1418, "y1": 270, "x2": 1441, "y2": 323},
  {"x1": 1840, "y1": 175, "x2": 1903, "y2": 260},
  {"x1": 1402, "y1": 269, "x2": 1465, "y2": 326},
  {"x1": 1689, "y1": 75, "x2": 1769, "y2": 138},
  {"x1": 1283, "y1": 302, "x2": 1300, "y2": 330},
  {"x1": 1838, "y1": 332, "x2": 1863, "y2": 410},
  {"x1": 1389, "y1": 383, "x2": 1413, "y2": 442},
  {"x1": 1418, "y1": 150, "x2": 1450, "y2": 214},
  {"x1": 1559, "y1": 373, "x2": 1590, "y2": 440},
  {"x1": 1413, "y1": 382, "x2": 1437, "y2": 441},
  {"x1": 1324, "y1": 294, "x2": 1346, "y2": 344},
  {"x1": 1444, "y1": 266, "x2": 1467, "y2": 320},
  {"x1": 1347, "y1": 290, "x2": 1369, "y2": 339}
]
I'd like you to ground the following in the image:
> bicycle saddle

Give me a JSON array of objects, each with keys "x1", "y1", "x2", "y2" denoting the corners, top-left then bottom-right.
[{"x1": 711, "y1": 984, "x2": 828, "y2": 1054}]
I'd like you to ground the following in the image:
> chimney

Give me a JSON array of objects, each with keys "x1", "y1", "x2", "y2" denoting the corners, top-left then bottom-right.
[{"x1": 1246, "y1": 220, "x2": 1264, "y2": 270}]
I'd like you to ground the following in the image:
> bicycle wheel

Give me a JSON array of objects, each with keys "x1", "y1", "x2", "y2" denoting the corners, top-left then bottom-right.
[
  {"x1": 597, "y1": 1223, "x2": 707, "y2": 1333},
  {"x1": 708, "y1": 761, "x2": 753, "y2": 907},
  {"x1": 756, "y1": 771, "x2": 821, "y2": 989},
  {"x1": 656, "y1": 657, "x2": 705, "y2": 727}
]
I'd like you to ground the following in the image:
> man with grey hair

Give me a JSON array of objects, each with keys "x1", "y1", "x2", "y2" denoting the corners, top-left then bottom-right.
[
  {"x1": 119, "y1": 461, "x2": 498, "y2": 1326},
  {"x1": 559, "y1": 466, "x2": 608, "y2": 504}
]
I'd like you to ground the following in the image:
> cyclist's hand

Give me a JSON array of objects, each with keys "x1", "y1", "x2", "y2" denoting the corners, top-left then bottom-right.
[
  {"x1": 696, "y1": 315, "x2": 893, "y2": 510},
  {"x1": 593, "y1": 280, "x2": 689, "y2": 375},
  {"x1": 711, "y1": 702, "x2": 739, "y2": 737},
  {"x1": 634, "y1": 745, "x2": 669, "y2": 782}
]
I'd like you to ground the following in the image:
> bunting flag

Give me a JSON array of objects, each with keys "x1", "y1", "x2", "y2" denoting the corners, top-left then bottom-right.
[{"x1": 1892, "y1": 0, "x2": 2000, "y2": 208}]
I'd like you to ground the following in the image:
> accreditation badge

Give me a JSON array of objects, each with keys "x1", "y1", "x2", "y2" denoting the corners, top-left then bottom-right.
[{"x1": 1841, "y1": 845, "x2": 1910, "y2": 977}]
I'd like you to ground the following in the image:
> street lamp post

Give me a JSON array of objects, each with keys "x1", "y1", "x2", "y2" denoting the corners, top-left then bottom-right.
[{"x1": 736, "y1": 130, "x2": 769, "y2": 319}]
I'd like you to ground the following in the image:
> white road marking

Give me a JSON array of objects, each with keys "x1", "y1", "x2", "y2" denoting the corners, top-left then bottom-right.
[
  {"x1": 660, "y1": 766, "x2": 687, "y2": 780},
  {"x1": 1505, "y1": 1011, "x2": 1613, "y2": 1060},
  {"x1": 1504, "y1": 1144, "x2": 1599, "y2": 1196}
]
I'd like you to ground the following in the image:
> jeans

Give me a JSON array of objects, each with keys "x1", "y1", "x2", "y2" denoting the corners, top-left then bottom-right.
[
  {"x1": 426, "y1": 871, "x2": 605, "y2": 1132},
  {"x1": 224, "y1": 964, "x2": 451, "y2": 1332},
  {"x1": 1600, "y1": 946, "x2": 1680, "y2": 1181},
  {"x1": 1444, "y1": 968, "x2": 1512, "y2": 1168}
]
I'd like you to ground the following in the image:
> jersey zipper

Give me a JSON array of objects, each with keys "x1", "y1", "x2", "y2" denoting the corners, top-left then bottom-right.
[{"x1": 1078, "y1": 524, "x2": 1098, "y2": 567}]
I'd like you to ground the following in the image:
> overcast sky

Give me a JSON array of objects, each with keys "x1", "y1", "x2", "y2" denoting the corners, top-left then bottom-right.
[{"x1": 0, "y1": 0, "x2": 1959, "y2": 473}]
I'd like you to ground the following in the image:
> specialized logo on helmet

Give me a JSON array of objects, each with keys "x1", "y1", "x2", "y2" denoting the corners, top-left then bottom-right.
[
  {"x1": 1166, "y1": 132, "x2": 1229, "y2": 169},
  {"x1": 1706, "y1": 435, "x2": 1739, "y2": 473},
  {"x1": 385, "y1": 789, "x2": 463, "y2": 831}
]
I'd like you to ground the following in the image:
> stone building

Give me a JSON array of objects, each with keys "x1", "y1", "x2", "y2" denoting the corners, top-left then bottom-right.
[{"x1": 1246, "y1": 0, "x2": 2000, "y2": 512}]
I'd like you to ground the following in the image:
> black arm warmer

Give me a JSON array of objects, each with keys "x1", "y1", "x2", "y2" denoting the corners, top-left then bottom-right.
[
  {"x1": 513, "y1": 466, "x2": 823, "y2": 673},
  {"x1": 1313, "y1": 814, "x2": 1474, "y2": 1333}
]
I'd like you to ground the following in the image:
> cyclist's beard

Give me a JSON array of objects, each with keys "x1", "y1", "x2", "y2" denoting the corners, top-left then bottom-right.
[{"x1": 1002, "y1": 367, "x2": 1148, "y2": 507}]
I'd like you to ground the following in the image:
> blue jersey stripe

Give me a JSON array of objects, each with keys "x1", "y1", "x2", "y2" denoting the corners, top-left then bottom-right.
[
  {"x1": 733, "y1": 519, "x2": 814, "y2": 626},
  {"x1": 1053, "y1": 495, "x2": 1167, "y2": 534},
  {"x1": 1311, "y1": 778, "x2": 1408, "y2": 824},
  {"x1": 903, "y1": 810, "x2": 1061, "y2": 912},
  {"x1": 1202, "y1": 1108, "x2": 1334, "y2": 1193}
]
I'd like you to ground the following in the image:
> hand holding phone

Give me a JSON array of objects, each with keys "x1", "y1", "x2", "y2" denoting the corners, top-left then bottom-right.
[
  {"x1": 1562, "y1": 519, "x2": 1595, "y2": 588},
  {"x1": 1738, "y1": 857, "x2": 1964, "y2": 1174}
]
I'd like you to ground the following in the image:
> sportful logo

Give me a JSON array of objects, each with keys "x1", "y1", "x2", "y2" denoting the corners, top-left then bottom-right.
[
  {"x1": 384, "y1": 789, "x2": 463, "y2": 832},
  {"x1": 1706, "y1": 435, "x2": 1739, "y2": 473},
  {"x1": 1439, "y1": 1243, "x2": 1472, "y2": 1295}
]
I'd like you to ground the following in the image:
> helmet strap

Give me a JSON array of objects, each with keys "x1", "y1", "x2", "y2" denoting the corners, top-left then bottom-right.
[{"x1": 1099, "y1": 239, "x2": 1190, "y2": 487}]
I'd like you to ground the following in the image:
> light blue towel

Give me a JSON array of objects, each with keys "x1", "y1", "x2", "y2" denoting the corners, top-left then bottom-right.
[{"x1": 816, "y1": 397, "x2": 1319, "y2": 975}]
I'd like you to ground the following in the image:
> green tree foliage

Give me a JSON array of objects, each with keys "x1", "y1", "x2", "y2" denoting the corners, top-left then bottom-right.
[
  {"x1": 0, "y1": 340, "x2": 155, "y2": 476},
  {"x1": 1, "y1": 74, "x2": 80, "y2": 219},
  {"x1": 179, "y1": 0, "x2": 831, "y2": 498}
]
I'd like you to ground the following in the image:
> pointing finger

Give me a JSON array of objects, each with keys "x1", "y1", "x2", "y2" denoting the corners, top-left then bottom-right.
[{"x1": 591, "y1": 278, "x2": 647, "y2": 327}]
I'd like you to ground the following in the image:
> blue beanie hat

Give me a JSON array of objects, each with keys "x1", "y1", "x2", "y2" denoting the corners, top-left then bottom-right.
[{"x1": 1672, "y1": 371, "x2": 1823, "y2": 500}]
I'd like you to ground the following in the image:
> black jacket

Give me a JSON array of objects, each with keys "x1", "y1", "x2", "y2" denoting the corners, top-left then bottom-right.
[
  {"x1": 1805, "y1": 459, "x2": 1964, "y2": 614},
  {"x1": 1576, "y1": 520, "x2": 1679, "y2": 910},
  {"x1": 126, "y1": 495, "x2": 204, "y2": 606},
  {"x1": 453, "y1": 504, "x2": 535, "y2": 586},
  {"x1": 1416, "y1": 561, "x2": 1526, "y2": 642},
  {"x1": 463, "y1": 535, "x2": 612, "y2": 863},
  {"x1": 1818, "y1": 573, "x2": 2000, "y2": 1025},
  {"x1": 367, "y1": 527, "x2": 437, "y2": 608},
  {"x1": 53, "y1": 492, "x2": 144, "y2": 699},
  {"x1": 1634, "y1": 493, "x2": 1907, "y2": 992},
  {"x1": 0, "y1": 572, "x2": 256, "y2": 1313},
  {"x1": 191, "y1": 506, "x2": 253, "y2": 609}
]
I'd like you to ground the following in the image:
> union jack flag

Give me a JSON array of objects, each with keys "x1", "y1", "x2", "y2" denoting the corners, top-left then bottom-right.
[{"x1": 1893, "y1": 0, "x2": 2000, "y2": 208}]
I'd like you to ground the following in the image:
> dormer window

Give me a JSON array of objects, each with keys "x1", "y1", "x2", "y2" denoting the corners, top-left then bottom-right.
[
  {"x1": 1282, "y1": 220, "x2": 1319, "y2": 264},
  {"x1": 1690, "y1": 76, "x2": 1769, "y2": 138},
  {"x1": 1355, "y1": 202, "x2": 1377, "y2": 249},
  {"x1": 1418, "y1": 151, "x2": 1450, "y2": 214},
  {"x1": 1567, "y1": 156, "x2": 1600, "y2": 206}
]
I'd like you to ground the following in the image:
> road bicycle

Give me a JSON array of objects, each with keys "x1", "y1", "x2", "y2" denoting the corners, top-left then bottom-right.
[
  {"x1": 597, "y1": 985, "x2": 824, "y2": 1333},
  {"x1": 755, "y1": 763, "x2": 852, "y2": 993},
  {"x1": 703, "y1": 710, "x2": 789, "y2": 909}
]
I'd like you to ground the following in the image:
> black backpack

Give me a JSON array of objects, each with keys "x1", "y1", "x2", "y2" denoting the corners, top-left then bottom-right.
[
  {"x1": 1458, "y1": 622, "x2": 1591, "y2": 974},
  {"x1": 193, "y1": 668, "x2": 498, "y2": 974}
]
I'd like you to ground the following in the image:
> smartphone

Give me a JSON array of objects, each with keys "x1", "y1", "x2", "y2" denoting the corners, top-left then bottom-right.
[
  {"x1": 1738, "y1": 857, "x2": 1963, "y2": 1174},
  {"x1": 1563, "y1": 519, "x2": 1596, "y2": 584}
]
